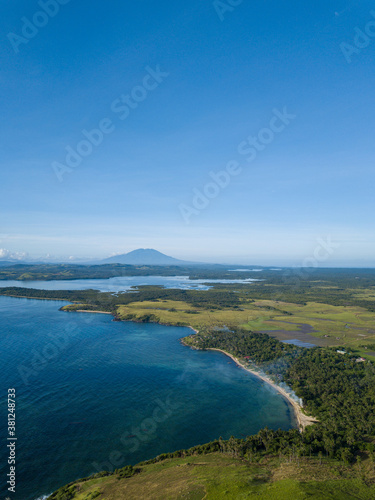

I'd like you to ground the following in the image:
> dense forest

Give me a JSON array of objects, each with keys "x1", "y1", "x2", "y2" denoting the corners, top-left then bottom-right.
[
  {"x1": 185, "y1": 328, "x2": 297, "y2": 363},
  {"x1": 185, "y1": 327, "x2": 375, "y2": 463},
  {"x1": 0, "y1": 285, "x2": 242, "y2": 311}
]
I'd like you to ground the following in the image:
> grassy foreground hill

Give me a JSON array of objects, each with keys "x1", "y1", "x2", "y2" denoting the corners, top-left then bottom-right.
[{"x1": 49, "y1": 452, "x2": 375, "y2": 499}]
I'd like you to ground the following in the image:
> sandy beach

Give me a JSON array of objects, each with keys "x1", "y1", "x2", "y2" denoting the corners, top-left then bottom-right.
[
  {"x1": 75, "y1": 309, "x2": 113, "y2": 314},
  {"x1": 206, "y1": 348, "x2": 318, "y2": 432},
  {"x1": 188, "y1": 326, "x2": 199, "y2": 334}
]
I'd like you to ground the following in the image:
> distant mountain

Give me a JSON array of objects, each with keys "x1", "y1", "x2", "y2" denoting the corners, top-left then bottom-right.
[{"x1": 102, "y1": 248, "x2": 192, "y2": 266}]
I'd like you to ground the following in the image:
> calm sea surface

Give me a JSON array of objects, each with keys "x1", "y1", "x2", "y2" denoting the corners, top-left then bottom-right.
[{"x1": 0, "y1": 296, "x2": 296, "y2": 500}]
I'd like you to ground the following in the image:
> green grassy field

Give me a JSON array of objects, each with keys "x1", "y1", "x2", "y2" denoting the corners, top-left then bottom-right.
[
  {"x1": 114, "y1": 297, "x2": 375, "y2": 355},
  {"x1": 50, "y1": 452, "x2": 375, "y2": 500}
]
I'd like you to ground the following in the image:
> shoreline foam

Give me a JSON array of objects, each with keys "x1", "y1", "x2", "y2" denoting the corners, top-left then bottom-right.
[{"x1": 205, "y1": 348, "x2": 318, "y2": 431}]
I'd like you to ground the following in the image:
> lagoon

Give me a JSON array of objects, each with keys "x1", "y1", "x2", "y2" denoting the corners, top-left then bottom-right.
[{"x1": 0, "y1": 275, "x2": 259, "y2": 293}]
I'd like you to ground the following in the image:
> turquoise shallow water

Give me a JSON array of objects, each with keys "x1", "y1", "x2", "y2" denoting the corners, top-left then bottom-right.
[{"x1": 0, "y1": 296, "x2": 296, "y2": 500}]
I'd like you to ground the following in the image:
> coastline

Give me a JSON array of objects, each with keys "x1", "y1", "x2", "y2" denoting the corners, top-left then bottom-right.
[
  {"x1": 6, "y1": 296, "x2": 316, "y2": 431},
  {"x1": 187, "y1": 326, "x2": 199, "y2": 334},
  {"x1": 75, "y1": 309, "x2": 112, "y2": 314},
  {"x1": 0, "y1": 294, "x2": 67, "y2": 301},
  {"x1": 205, "y1": 348, "x2": 318, "y2": 432},
  {"x1": 65, "y1": 309, "x2": 317, "y2": 431}
]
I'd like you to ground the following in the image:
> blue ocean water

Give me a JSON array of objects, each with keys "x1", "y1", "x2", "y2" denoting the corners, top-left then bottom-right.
[{"x1": 0, "y1": 296, "x2": 296, "y2": 500}]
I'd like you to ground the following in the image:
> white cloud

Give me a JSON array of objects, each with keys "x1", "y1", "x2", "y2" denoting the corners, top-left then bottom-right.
[
  {"x1": 0, "y1": 248, "x2": 28, "y2": 261},
  {"x1": 0, "y1": 248, "x2": 10, "y2": 259}
]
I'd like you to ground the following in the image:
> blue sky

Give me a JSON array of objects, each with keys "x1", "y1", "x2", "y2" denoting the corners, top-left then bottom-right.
[{"x1": 1, "y1": 0, "x2": 374, "y2": 265}]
